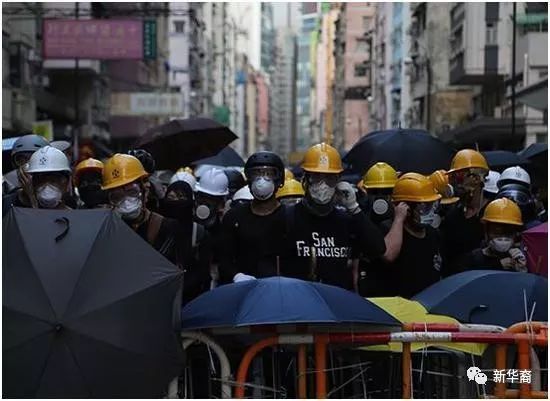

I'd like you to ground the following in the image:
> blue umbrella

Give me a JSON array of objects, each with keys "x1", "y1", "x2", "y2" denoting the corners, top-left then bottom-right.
[
  {"x1": 413, "y1": 271, "x2": 548, "y2": 327},
  {"x1": 181, "y1": 277, "x2": 400, "y2": 330}
]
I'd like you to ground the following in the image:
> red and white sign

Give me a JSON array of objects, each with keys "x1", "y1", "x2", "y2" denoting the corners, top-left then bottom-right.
[{"x1": 43, "y1": 19, "x2": 143, "y2": 60}]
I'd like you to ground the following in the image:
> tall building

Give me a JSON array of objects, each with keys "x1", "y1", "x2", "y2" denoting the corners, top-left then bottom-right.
[
  {"x1": 269, "y1": 28, "x2": 297, "y2": 160},
  {"x1": 442, "y1": 2, "x2": 547, "y2": 149},
  {"x1": 296, "y1": 2, "x2": 319, "y2": 151},
  {"x1": 168, "y1": 2, "x2": 191, "y2": 118},
  {"x1": 260, "y1": 3, "x2": 275, "y2": 73},
  {"x1": 405, "y1": 2, "x2": 474, "y2": 135},
  {"x1": 334, "y1": 3, "x2": 375, "y2": 150}
]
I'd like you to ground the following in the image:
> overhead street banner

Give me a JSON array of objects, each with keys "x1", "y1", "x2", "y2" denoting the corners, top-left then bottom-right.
[
  {"x1": 111, "y1": 92, "x2": 184, "y2": 116},
  {"x1": 43, "y1": 19, "x2": 157, "y2": 60}
]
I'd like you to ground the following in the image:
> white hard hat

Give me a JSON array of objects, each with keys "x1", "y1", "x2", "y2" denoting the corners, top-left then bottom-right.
[
  {"x1": 26, "y1": 146, "x2": 71, "y2": 174},
  {"x1": 232, "y1": 185, "x2": 254, "y2": 201},
  {"x1": 169, "y1": 171, "x2": 197, "y2": 190},
  {"x1": 483, "y1": 170, "x2": 501, "y2": 194},
  {"x1": 195, "y1": 167, "x2": 229, "y2": 196},
  {"x1": 498, "y1": 166, "x2": 531, "y2": 189}
]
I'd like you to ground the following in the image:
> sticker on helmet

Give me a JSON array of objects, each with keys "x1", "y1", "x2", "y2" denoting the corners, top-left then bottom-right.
[
  {"x1": 319, "y1": 153, "x2": 329, "y2": 168},
  {"x1": 39, "y1": 157, "x2": 48, "y2": 165},
  {"x1": 112, "y1": 169, "x2": 120, "y2": 178}
]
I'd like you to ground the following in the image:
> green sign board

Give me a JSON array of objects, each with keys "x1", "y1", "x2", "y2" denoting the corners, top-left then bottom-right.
[{"x1": 143, "y1": 20, "x2": 157, "y2": 59}]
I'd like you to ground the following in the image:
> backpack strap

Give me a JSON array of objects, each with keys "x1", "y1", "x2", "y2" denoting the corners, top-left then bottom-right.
[{"x1": 146, "y1": 212, "x2": 164, "y2": 245}]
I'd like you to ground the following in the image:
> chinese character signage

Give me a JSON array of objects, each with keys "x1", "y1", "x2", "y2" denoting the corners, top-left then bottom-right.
[
  {"x1": 43, "y1": 19, "x2": 148, "y2": 60},
  {"x1": 111, "y1": 92, "x2": 183, "y2": 116},
  {"x1": 143, "y1": 20, "x2": 157, "y2": 60}
]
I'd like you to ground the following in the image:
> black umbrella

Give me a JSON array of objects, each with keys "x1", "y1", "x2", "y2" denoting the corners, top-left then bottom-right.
[
  {"x1": 519, "y1": 143, "x2": 547, "y2": 168},
  {"x1": 482, "y1": 150, "x2": 530, "y2": 171},
  {"x1": 343, "y1": 128, "x2": 455, "y2": 175},
  {"x1": 133, "y1": 117, "x2": 238, "y2": 170},
  {"x1": 3, "y1": 208, "x2": 183, "y2": 398},
  {"x1": 192, "y1": 146, "x2": 245, "y2": 167}
]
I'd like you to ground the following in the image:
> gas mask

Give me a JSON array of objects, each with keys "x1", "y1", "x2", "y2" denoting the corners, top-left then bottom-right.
[
  {"x1": 36, "y1": 184, "x2": 63, "y2": 209},
  {"x1": 308, "y1": 180, "x2": 336, "y2": 205},
  {"x1": 489, "y1": 237, "x2": 514, "y2": 253},
  {"x1": 115, "y1": 196, "x2": 143, "y2": 221},
  {"x1": 250, "y1": 177, "x2": 275, "y2": 201},
  {"x1": 79, "y1": 185, "x2": 106, "y2": 207},
  {"x1": 450, "y1": 169, "x2": 486, "y2": 201},
  {"x1": 411, "y1": 201, "x2": 439, "y2": 227}
]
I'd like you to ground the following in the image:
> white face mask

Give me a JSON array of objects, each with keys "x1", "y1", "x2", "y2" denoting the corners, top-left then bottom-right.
[
  {"x1": 309, "y1": 181, "x2": 336, "y2": 205},
  {"x1": 37, "y1": 184, "x2": 63, "y2": 209},
  {"x1": 116, "y1": 196, "x2": 142, "y2": 220},
  {"x1": 250, "y1": 177, "x2": 275, "y2": 201},
  {"x1": 490, "y1": 237, "x2": 514, "y2": 253}
]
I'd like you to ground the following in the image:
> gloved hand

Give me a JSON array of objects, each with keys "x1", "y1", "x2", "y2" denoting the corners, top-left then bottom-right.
[
  {"x1": 336, "y1": 182, "x2": 360, "y2": 213},
  {"x1": 500, "y1": 257, "x2": 515, "y2": 270},
  {"x1": 233, "y1": 273, "x2": 257, "y2": 283},
  {"x1": 509, "y1": 248, "x2": 527, "y2": 272}
]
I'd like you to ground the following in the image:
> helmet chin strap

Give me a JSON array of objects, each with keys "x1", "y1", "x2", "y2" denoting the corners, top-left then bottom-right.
[{"x1": 302, "y1": 195, "x2": 334, "y2": 216}]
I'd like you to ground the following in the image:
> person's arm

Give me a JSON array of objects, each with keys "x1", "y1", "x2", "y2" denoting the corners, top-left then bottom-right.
[{"x1": 381, "y1": 202, "x2": 409, "y2": 263}]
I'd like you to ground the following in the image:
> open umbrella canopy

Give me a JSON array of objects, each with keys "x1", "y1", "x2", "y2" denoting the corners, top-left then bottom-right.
[
  {"x1": 413, "y1": 271, "x2": 548, "y2": 328},
  {"x1": 361, "y1": 297, "x2": 486, "y2": 355},
  {"x1": 519, "y1": 142, "x2": 547, "y2": 162},
  {"x1": 181, "y1": 277, "x2": 400, "y2": 330},
  {"x1": 343, "y1": 128, "x2": 454, "y2": 175},
  {"x1": 523, "y1": 223, "x2": 548, "y2": 277},
  {"x1": 192, "y1": 146, "x2": 245, "y2": 168},
  {"x1": 3, "y1": 208, "x2": 183, "y2": 398},
  {"x1": 133, "y1": 117, "x2": 237, "y2": 170},
  {"x1": 482, "y1": 150, "x2": 530, "y2": 171}
]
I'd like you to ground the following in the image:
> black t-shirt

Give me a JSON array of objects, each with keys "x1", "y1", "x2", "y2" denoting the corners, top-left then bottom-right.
[
  {"x1": 281, "y1": 202, "x2": 386, "y2": 290},
  {"x1": 377, "y1": 222, "x2": 443, "y2": 298},
  {"x1": 440, "y1": 204, "x2": 485, "y2": 275},
  {"x1": 453, "y1": 248, "x2": 505, "y2": 272},
  {"x1": 219, "y1": 203, "x2": 286, "y2": 283},
  {"x1": 135, "y1": 213, "x2": 186, "y2": 268}
]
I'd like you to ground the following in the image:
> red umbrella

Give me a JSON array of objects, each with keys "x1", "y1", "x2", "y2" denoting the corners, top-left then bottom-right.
[{"x1": 522, "y1": 223, "x2": 547, "y2": 277}]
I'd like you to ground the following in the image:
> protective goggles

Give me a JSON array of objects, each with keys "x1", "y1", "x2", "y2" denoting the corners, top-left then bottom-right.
[
  {"x1": 486, "y1": 223, "x2": 518, "y2": 238},
  {"x1": 32, "y1": 173, "x2": 69, "y2": 188},
  {"x1": 413, "y1": 200, "x2": 440, "y2": 216},
  {"x1": 449, "y1": 169, "x2": 486, "y2": 186},
  {"x1": 305, "y1": 172, "x2": 340, "y2": 187},
  {"x1": 107, "y1": 182, "x2": 141, "y2": 205},
  {"x1": 246, "y1": 166, "x2": 280, "y2": 181}
]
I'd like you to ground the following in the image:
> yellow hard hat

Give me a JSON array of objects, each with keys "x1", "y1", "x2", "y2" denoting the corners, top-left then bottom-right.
[
  {"x1": 429, "y1": 170, "x2": 459, "y2": 205},
  {"x1": 363, "y1": 162, "x2": 398, "y2": 189},
  {"x1": 74, "y1": 158, "x2": 104, "y2": 186},
  {"x1": 178, "y1": 166, "x2": 194, "y2": 175},
  {"x1": 284, "y1": 168, "x2": 295, "y2": 181},
  {"x1": 392, "y1": 172, "x2": 442, "y2": 203},
  {"x1": 102, "y1": 154, "x2": 149, "y2": 190},
  {"x1": 301, "y1": 142, "x2": 343, "y2": 174},
  {"x1": 482, "y1": 198, "x2": 523, "y2": 226},
  {"x1": 276, "y1": 179, "x2": 305, "y2": 199},
  {"x1": 448, "y1": 149, "x2": 489, "y2": 174}
]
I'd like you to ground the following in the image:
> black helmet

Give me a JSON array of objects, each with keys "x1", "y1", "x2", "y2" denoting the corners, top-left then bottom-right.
[
  {"x1": 223, "y1": 168, "x2": 246, "y2": 195},
  {"x1": 128, "y1": 149, "x2": 156, "y2": 174},
  {"x1": 497, "y1": 183, "x2": 537, "y2": 223},
  {"x1": 11, "y1": 134, "x2": 49, "y2": 157},
  {"x1": 244, "y1": 151, "x2": 284, "y2": 184}
]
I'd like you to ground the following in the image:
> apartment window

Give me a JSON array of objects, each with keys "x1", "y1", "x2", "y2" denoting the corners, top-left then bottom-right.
[
  {"x1": 173, "y1": 20, "x2": 185, "y2": 34},
  {"x1": 485, "y1": 22, "x2": 498, "y2": 45},
  {"x1": 362, "y1": 16, "x2": 371, "y2": 30},
  {"x1": 355, "y1": 40, "x2": 369, "y2": 53},
  {"x1": 354, "y1": 63, "x2": 368, "y2": 77}
]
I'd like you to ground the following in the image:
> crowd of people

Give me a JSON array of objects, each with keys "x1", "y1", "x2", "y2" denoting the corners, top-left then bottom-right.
[{"x1": 3, "y1": 134, "x2": 547, "y2": 304}]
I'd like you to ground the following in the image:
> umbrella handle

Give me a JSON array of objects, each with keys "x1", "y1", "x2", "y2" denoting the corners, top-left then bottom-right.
[{"x1": 54, "y1": 217, "x2": 70, "y2": 242}]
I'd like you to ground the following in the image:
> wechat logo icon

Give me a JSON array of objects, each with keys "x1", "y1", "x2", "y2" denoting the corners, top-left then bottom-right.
[{"x1": 467, "y1": 366, "x2": 487, "y2": 385}]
